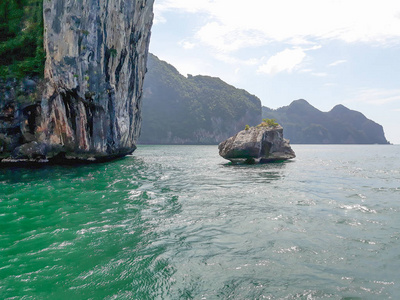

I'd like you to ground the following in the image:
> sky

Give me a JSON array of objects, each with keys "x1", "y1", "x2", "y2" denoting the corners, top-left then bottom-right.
[{"x1": 149, "y1": 0, "x2": 400, "y2": 144}]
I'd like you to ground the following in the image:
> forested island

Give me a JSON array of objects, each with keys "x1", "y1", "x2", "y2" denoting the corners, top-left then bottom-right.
[
  {"x1": 139, "y1": 54, "x2": 261, "y2": 144},
  {"x1": 140, "y1": 55, "x2": 389, "y2": 145},
  {"x1": 262, "y1": 100, "x2": 389, "y2": 144}
]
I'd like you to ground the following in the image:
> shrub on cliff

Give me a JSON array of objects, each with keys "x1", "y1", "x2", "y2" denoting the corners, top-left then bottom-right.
[{"x1": 258, "y1": 118, "x2": 279, "y2": 128}]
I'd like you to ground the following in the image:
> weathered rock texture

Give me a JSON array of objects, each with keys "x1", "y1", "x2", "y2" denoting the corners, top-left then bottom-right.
[
  {"x1": 0, "y1": 79, "x2": 45, "y2": 161},
  {"x1": 218, "y1": 125, "x2": 296, "y2": 164},
  {"x1": 0, "y1": 0, "x2": 154, "y2": 164}
]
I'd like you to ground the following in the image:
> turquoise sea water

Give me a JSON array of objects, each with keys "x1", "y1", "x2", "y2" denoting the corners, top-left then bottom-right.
[{"x1": 1, "y1": 145, "x2": 400, "y2": 299}]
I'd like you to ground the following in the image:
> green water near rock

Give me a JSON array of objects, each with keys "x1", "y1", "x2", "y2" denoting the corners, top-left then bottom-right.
[{"x1": 1, "y1": 145, "x2": 400, "y2": 299}]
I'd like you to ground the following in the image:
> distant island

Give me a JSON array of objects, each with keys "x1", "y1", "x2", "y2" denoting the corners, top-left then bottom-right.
[
  {"x1": 139, "y1": 54, "x2": 389, "y2": 145},
  {"x1": 139, "y1": 54, "x2": 261, "y2": 144},
  {"x1": 263, "y1": 99, "x2": 389, "y2": 144}
]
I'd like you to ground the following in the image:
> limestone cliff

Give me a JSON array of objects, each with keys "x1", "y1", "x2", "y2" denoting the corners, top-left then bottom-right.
[{"x1": 0, "y1": 0, "x2": 154, "y2": 163}]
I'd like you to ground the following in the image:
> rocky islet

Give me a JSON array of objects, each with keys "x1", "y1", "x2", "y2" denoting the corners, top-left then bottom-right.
[{"x1": 218, "y1": 123, "x2": 296, "y2": 164}]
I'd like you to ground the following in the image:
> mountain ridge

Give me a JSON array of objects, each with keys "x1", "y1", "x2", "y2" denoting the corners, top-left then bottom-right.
[
  {"x1": 140, "y1": 55, "x2": 388, "y2": 145},
  {"x1": 139, "y1": 54, "x2": 262, "y2": 144},
  {"x1": 263, "y1": 99, "x2": 389, "y2": 144}
]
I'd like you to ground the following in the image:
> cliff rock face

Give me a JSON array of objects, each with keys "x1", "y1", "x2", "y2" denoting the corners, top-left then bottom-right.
[
  {"x1": 40, "y1": 0, "x2": 154, "y2": 160},
  {"x1": 0, "y1": 0, "x2": 154, "y2": 163},
  {"x1": 218, "y1": 125, "x2": 296, "y2": 164}
]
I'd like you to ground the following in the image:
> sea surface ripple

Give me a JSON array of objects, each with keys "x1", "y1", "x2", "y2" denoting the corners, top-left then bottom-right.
[{"x1": 1, "y1": 145, "x2": 399, "y2": 299}]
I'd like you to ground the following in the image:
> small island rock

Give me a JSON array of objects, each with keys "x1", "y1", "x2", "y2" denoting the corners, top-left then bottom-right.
[{"x1": 218, "y1": 124, "x2": 296, "y2": 164}]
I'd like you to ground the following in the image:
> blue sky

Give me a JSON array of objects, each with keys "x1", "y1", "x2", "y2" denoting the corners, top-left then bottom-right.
[{"x1": 149, "y1": 0, "x2": 400, "y2": 144}]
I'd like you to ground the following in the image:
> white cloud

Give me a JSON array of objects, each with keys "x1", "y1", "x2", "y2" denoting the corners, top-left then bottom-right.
[
  {"x1": 213, "y1": 53, "x2": 260, "y2": 66},
  {"x1": 154, "y1": 0, "x2": 211, "y2": 14},
  {"x1": 311, "y1": 72, "x2": 329, "y2": 77},
  {"x1": 328, "y1": 60, "x2": 347, "y2": 67},
  {"x1": 153, "y1": 0, "x2": 213, "y2": 24},
  {"x1": 155, "y1": 0, "x2": 400, "y2": 51},
  {"x1": 179, "y1": 41, "x2": 195, "y2": 50},
  {"x1": 256, "y1": 44, "x2": 321, "y2": 75},
  {"x1": 196, "y1": 22, "x2": 268, "y2": 53},
  {"x1": 258, "y1": 48, "x2": 306, "y2": 75},
  {"x1": 153, "y1": 14, "x2": 166, "y2": 25},
  {"x1": 324, "y1": 83, "x2": 337, "y2": 87},
  {"x1": 349, "y1": 88, "x2": 400, "y2": 105}
]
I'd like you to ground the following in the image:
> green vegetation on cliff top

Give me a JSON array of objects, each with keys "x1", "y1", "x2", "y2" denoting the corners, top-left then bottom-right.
[{"x1": 0, "y1": 0, "x2": 45, "y2": 79}]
